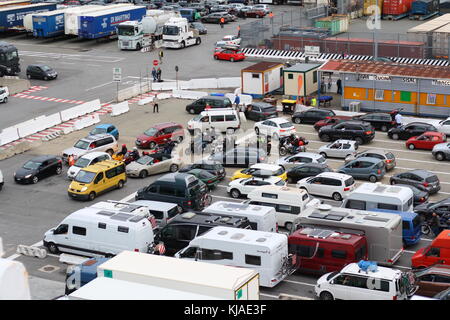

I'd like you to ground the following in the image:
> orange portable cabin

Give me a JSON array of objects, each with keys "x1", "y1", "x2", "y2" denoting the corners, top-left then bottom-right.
[{"x1": 411, "y1": 230, "x2": 450, "y2": 269}]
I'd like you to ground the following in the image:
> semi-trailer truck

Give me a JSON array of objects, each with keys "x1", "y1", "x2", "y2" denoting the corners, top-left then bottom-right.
[
  {"x1": 0, "y1": 3, "x2": 57, "y2": 32},
  {"x1": 162, "y1": 17, "x2": 201, "y2": 49}
]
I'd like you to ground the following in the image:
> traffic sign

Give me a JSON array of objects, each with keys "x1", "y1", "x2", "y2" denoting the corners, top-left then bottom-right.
[
  {"x1": 175, "y1": 65, "x2": 179, "y2": 72},
  {"x1": 113, "y1": 67, "x2": 121, "y2": 82},
  {"x1": 153, "y1": 59, "x2": 159, "y2": 66}
]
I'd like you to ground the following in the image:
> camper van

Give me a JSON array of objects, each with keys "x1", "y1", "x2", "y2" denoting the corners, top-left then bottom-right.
[
  {"x1": 246, "y1": 185, "x2": 321, "y2": 230},
  {"x1": 295, "y1": 204, "x2": 404, "y2": 265},
  {"x1": 288, "y1": 227, "x2": 368, "y2": 275},
  {"x1": 187, "y1": 108, "x2": 241, "y2": 134},
  {"x1": 175, "y1": 226, "x2": 294, "y2": 287},
  {"x1": 412, "y1": 230, "x2": 450, "y2": 269},
  {"x1": 43, "y1": 206, "x2": 155, "y2": 256},
  {"x1": 202, "y1": 201, "x2": 277, "y2": 232},
  {"x1": 342, "y1": 183, "x2": 414, "y2": 212}
]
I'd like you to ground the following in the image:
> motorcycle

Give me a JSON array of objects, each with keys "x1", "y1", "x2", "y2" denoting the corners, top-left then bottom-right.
[
  {"x1": 112, "y1": 151, "x2": 140, "y2": 165},
  {"x1": 279, "y1": 136, "x2": 309, "y2": 156}
]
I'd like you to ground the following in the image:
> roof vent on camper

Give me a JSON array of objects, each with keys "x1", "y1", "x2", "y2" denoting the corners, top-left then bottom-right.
[
  {"x1": 97, "y1": 210, "x2": 115, "y2": 217},
  {"x1": 317, "y1": 204, "x2": 332, "y2": 211},
  {"x1": 219, "y1": 217, "x2": 231, "y2": 223},
  {"x1": 231, "y1": 233, "x2": 245, "y2": 240},
  {"x1": 181, "y1": 212, "x2": 196, "y2": 219},
  {"x1": 373, "y1": 185, "x2": 387, "y2": 193},
  {"x1": 256, "y1": 238, "x2": 267, "y2": 243},
  {"x1": 218, "y1": 230, "x2": 228, "y2": 236},
  {"x1": 299, "y1": 228, "x2": 314, "y2": 235},
  {"x1": 340, "y1": 234, "x2": 352, "y2": 240}
]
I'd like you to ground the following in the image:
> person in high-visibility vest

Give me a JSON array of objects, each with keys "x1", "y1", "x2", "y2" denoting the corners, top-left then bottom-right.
[
  {"x1": 311, "y1": 97, "x2": 317, "y2": 107},
  {"x1": 219, "y1": 17, "x2": 225, "y2": 28},
  {"x1": 68, "y1": 155, "x2": 75, "y2": 167}
]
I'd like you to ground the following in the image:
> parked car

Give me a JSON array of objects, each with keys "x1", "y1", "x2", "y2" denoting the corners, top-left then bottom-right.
[
  {"x1": 413, "y1": 265, "x2": 450, "y2": 297},
  {"x1": 406, "y1": 132, "x2": 447, "y2": 150},
  {"x1": 0, "y1": 169, "x2": 3, "y2": 191},
  {"x1": 344, "y1": 149, "x2": 396, "y2": 171},
  {"x1": 253, "y1": 4, "x2": 271, "y2": 14},
  {"x1": 254, "y1": 117, "x2": 296, "y2": 139},
  {"x1": 14, "y1": 155, "x2": 62, "y2": 184},
  {"x1": 435, "y1": 117, "x2": 450, "y2": 135},
  {"x1": 178, "y1": 160, "x2": 225, "y2": 180},
  {"x1": 0, "y1": 86, "x2": 9, "y2": 103},
  {"x1": 286, "y1": 163, "x2": 333, "y2": 184},
  {"x1": 314, "y1": 115, "x2": 352, "y2": 131},
  {"x1": 89, "y1": 124, "x2": 119, "y2": 140},
  {"x1": 388, "y1": 122, "x2": 438, "y2": 140},
  {"x1": 319, "y1": 121, "x2": 375, "y2": 145},
  {"x1": 277, "y1": 152, "x2": 327, "y2": 171},
  {"x1": 244, "y1": 102, "x2": 277, "y2": 121},
  {"x1": 390, "y1": 169, "x2": 440, "y2": 195},
  {"x1": 67, "y1": 152, "x2": 111, "y2": 180},
  {"x1": 208, "y1": 146, "x2": 267, "y2": 167},
  {"x1": 432, "y1": 287, "x2": 450, "y2": 300},
  {"x1": 227, "y1": 176, "x2": 286, "y2": 198},
  {"x1": 292, "y1": 108, "x2": 336, "y2": 125},
  {"x1": 432, "y1": 142, "x2": 450, "y2": 161},
  {"x1": 201, "y1": 12, "x2": 229, "y2": 23},
  {"x1": 245, "y1": 7, "x2": 266, "y2": 17},
  {"x1": 185, "y1": 168, "x2": 220, "y2": 189},
  {"x1": 189, "y1": 22, "x2": 207, "y2": 34},
  {"x1": 318, "y1": 140, "x2": 359, "y2": 159},
  {"x1": 337, "y1": 157, "x2": 386, "y2": 183},
  {"x1": 185, "y1": 95, "x2": 232, "y2": 114},
  {"x1": 26, "y1": 64, "x2": 57, "y2": 80},
  {"x1": 414, "y1": 197, "x2": 450, "y2": 220},
  {"x1": 352, "y1": 112, "x2": 396, "y2": 132},
  {"x1": 213, "y1": 47, "x2": 245, "y2": 62},
  {"x1": 230, "y1": 163, "x2": 286, "y2": 181},
  {"x1": 297, "y1": 172, "x2": 355, "y2": 201},
  {"x1": 125, "y1": 153, "x2": 182, "y2": 178},
  {"x1": 135, "y1": 122, "x2": 184, "y2": 149},
  {"x1": 395, "y1": 184, "x2": 430, "y2": 206},
  {"x1": 62, "y1": 134, "x2": 118, "y2": 163},
  {"x1": 222, "y1": 34, "x2": 241, "y2": 45}
]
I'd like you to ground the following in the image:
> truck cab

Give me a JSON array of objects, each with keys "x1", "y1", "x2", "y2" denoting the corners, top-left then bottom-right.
[
  {"x1": 162, "y1": 17, "x2": 201, "y2": 49},
  {"x1": 0, "y1": 42, "x2": 20, "y2": 76}
]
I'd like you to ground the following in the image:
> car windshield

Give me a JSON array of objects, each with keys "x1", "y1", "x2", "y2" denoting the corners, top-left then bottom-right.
[
  {"x1": 279, "y1": 122, "x2": 293, "y2": 128},
  {"x1": 74, "y1": 140, "x2": 90, "y2": 150},
  {"x1": 23, "y1": 161, "x2": 41, "y2": 170},
  {"x1": 137, "y1": 155, "x2": 153, "y2": 165},
  {"x1": 41, "y1": 65, "x2": 51, "y2": 72},
  {"x1": 144, "y1": 128, "x2": 158, "y2": 136},
  {"x1": 90, "y1": 127, "x2": 107, "y2": 135},
  {"x1": 74, "y1": 170, "x2": 96, "y2": 183},
  {"x1": 5, "y1": 50, "x2": 18, "y2": 61},
  {"x1": 193, "y1": 114, "x2": 203, "y2": 121},
  {"x1": 74, "y1": 158, "x2": 91, "y2": 168},
  {"x1": 327, "y1": 272, "x2": 338, "y2": 281}
]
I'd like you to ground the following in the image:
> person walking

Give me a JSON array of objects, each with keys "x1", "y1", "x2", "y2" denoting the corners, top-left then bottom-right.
[
  {"x1": 219, "y1": 17, "x2": 225, "y2": 29},
  {"x1": 151, "y1": 67, "x2": 157, "y2": 81},
  {"x1": 311, "y1": 96, "x2": 317, "y2": 107},
  {"x1": 158, "y1": 50, "x2": 164, "y2": 64},
  {"x1": 156, "y1": 67, "x2": 162, "y2": 82},
  {"x1": 234, "y1": 95, "x2": 240, "y2": 109},
  {"x1": 68, "y1": 154, "x2": 75, "y2": 167},
  {"x1": 336, "y1": 78, "x2": 342, "y2": 95},
  {"x1": 394, "y1": 112, "x2": 403, "y2": 127},
  {"x1": 430, "y1": 212, "x2": 443, "y2": 237},
  {"x1": 153, "y1": 102, "x2": 159, "y2": 113}
]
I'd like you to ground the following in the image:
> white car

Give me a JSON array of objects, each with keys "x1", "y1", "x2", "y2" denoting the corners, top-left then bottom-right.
[
  {"x1": 318, "y1": 140, "x2": 359, "y2": 159},
  {"x1": 0, "y1": 86, "x2": 9, "y2": 103},
  {"x1": 253, "y1": 4, "x2": 271, "y2": 14},
  {"x1": 222, "y1": 35, "x2": 241, "y2": 45},
  {"x1": 228, "y1": 3, "x2": 244, "y2": 10},
  {"x1": 435, "y1": 117, "x2": 450, "y2": 135},
  {"x1": 67, "y1": 151, "x2": 111, "y2": 180},
  {"x1": 296, "y1": 172, "x2": 355, "y2": 201},
  {"x1": 254, "y1": 117, "x2": 296, "y2": 139},
  {"x1": 227, "y1": 176, "x2": 286, "y2": 198},
  {"x1": 0, "y1": 169, "x2": 3, "y2": 191},
  {"x1": 277, "y1": 152, "x2": 326, "y2": 171}
]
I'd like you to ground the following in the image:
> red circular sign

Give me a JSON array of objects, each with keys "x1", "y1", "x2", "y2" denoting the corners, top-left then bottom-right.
[{"x1": 153, "y1": 60, "x2": 158, "y2": 66}]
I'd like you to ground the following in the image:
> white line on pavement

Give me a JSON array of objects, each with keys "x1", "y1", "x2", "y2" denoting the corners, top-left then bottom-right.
[
  {"x1": 85, "y1": 81, "x2": 114, "y2": 91},
  {"x1": 282, "y1": 279, "x2": 315, "y2": 287},
  {"x1": 259, "y1": 293, "x2": 279, "y2": 299}
]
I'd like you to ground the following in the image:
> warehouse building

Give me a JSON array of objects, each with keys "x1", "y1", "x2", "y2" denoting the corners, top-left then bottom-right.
[{"x1": 319, "y1": 60, "x2": 450, "y2": 117}]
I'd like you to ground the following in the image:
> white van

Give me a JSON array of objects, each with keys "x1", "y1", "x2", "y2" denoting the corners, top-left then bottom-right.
[
  {"x1": 246, "y1": 186, "x2": 321, "y2": 230},
  {"x1": 202, "y1": 201, "x2": 277, "y2": 232},
  {"x1": 315, "y1": 262, "x2": 414, "y2": 300},
  {"x1": 0, "y1": 169, "x2": 3, "y2": 191},
  {"x1": 175, "y1": 226, "x2": 294, "y2": 287},
  {"x1": 43, "y1": 206, "x2": 155, "y2": 257},
  {"x1": 187, "y1": 108, "x2": 240, "y2": 133},
  {"x1": 132, "y1": 200, "x2": 182, "y2": 227},
  {"x1": 341, "y1": 183, "x2": 414, "y2": 212},
  {"x1": 0, "y1": 87, "x2": 9, "y2": 103},
  {"x1": 67, "y1": 151, "x2": 111, "y2": 179}
]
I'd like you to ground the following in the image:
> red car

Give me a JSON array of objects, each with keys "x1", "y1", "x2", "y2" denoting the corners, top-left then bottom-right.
[
  {"x1": 406, "y1": 131, "x2": 447, "y2": 150},
  {"x1": 313, "y1": 116, "x2": 352, "y2": 131},
  {"x1": 245, "y1": 9, "x2": 266, "y2": 18},
  {"x1": 135, "y1": 122, "x2": 184, "y2": 149},
  {"x1": 213, "y1": 48, "x2": 245, "y2": 62}
]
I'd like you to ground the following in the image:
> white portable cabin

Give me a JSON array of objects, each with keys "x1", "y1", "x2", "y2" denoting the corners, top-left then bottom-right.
[
  {"x1": 202, "y1": 201, "x2": 277, "y2": 232},
  {"x1": 176, "y1": 226, "x2": 290, "y2": 287},
  {"x1": 241, "y1": 61, "x2": 284, "y2": 98},
  {"x1": 341, "y1": 183, "x2": 414, "y2": 212},
  {"x1": 97, "y1": 251, "x2": 260, "y2": 300},
  {"x1": 43, "y1": 206, "x2": 155, "y2": 257},
  {"x1": 296, "y1": 204, "x2": 404, "y2": 265}
]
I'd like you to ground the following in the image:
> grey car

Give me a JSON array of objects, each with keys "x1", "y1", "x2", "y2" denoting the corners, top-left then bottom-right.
[
  {"x1": 337, "y1": 157, "x2": 386, "y2": 182},
  {"x1": 432, "y1": 142, "x2": 450, "y2": 161},
  {"x1": 390, "y1": 169, "x2": 440, "y2": 195},
  {"x1": 277, "y1": 152, "x2": 327, "y2": 171},
  {"x1": 345, "y1": 149, "x2": 396, "y2": 171},
  {"x1": 208, "y1": 146, "x2": 267, "y2": 167}
]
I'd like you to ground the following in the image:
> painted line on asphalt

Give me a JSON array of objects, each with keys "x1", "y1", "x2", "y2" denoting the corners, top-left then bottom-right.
[
  {"x1": 259, "y1": 293, "x2": 279, "y2": 299},
  {"x1": 282, "y1": 279, "x2": 315, "y2": 287},
  {"x1": 85, "y1": 81, "x2": 114, "y2": 91}
]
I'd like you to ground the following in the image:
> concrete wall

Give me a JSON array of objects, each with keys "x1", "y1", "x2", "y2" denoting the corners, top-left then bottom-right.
[{"x1": 0, "y1": 78, "x2": 31, "y2": 95}]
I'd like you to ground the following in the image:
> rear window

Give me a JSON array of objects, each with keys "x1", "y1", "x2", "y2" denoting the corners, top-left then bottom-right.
[
  {"x1": 317, "y1": 157, "x2": 326, "y2": 163},
  {"x1": 426, "y1": 175, "x2": 439, "y2": 183},
  {"x1": 279, "y1": 122, "x2": 293, "y2": 128},
  {"x1": 376, "y1": 162, "x2": 384, "y2": 169},
  {"x1": 275, "y1": 180, "x2": 285, "y2": 186},
  {"x1": 261, "y1": 106, "x2": 276, "y2": 112},
  {"x1": 344, "y1": 177, "x2": 355, "y2": 187},
  {"x1": 386, "y1": 152, "x2": 395, "y2": 160},
  {"x1": 274, "y1": 167, "x2": 285, "y2": 176}
]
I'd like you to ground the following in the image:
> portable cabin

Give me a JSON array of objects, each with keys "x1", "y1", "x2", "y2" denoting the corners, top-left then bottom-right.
[
  {"x1": 283, "y1": 63, "x2": 321, "y2": 98},
  {"x1": 241, "y1": 62, "x2": 284, "y2": 98}
]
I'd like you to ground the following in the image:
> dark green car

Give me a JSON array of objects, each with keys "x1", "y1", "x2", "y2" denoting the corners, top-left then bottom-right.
[{"x1": 187, "y1": 169, "x2": 220, "y2": 189}]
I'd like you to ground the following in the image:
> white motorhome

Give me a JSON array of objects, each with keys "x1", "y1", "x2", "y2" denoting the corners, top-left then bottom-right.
[
  {"x1": 341, "y1": 183, "x2": 414, "y2": 212},
  {"x1": 43, "y1": 206, "x2": 155, "y2": 257},
  {"x1": 295, "y1": 204, "x2": 404, "y2": 265},
  {"x1": 187, "y1": 108, "x2": 240, "y2": 133},
  {"x1": 132, "y1": 200, "x2": 181, "y2": 227},
  {"x1": 246, "y1": 185, "x2": 321, "y2": 230},
  {"x1": 202, "y1": 201, "x2": 277, "y2": 232},
  {"x1": 175, "y1": 226, "x2": 294, "y2": 287},
  {"x1": 162, "y1": 17, "x2": 201, "y2": 49}
]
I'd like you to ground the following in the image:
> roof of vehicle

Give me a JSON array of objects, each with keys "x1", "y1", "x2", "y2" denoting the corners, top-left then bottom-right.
[
  {"x1": 77, "y1": 151, "x2": 110, "y2": 160},
  {"x1": 347, "y1": 156, "x2": 383, "y2": 164},
  {"x1": 358, "y1": 149, "x2": 391, "y2": 156},
  {"x1": 80, "y1": 134, "x2": 115, "y2": 141},
  {"x1": 249, "y1": 163, "x2": 282, "y2": 171},
  {"x1": 251, "y1": 102, "x2": 276, "y2": 108},
  {"x1": 81, "y1": 160, "x2": 123, "y2": 173},
  {"x1": 290, "y1": 162, "x2": 330, "y2": 169},
  {"x1": 170, "y1": 211, "x2": 249, "y2": 227},
  {"x1": 132, "y1": 200, "x2": 179, "y2": 211},
  {"x1": 434, "y1": 229, "x2": 450, "y2": 242},
  {"x1": 150, "y1": 122, "x2": 181, "y2": 129},
  {"x1": 331, "y1": 139, "x2": 358, "y2": 145},
  {"x1": 334, "y1": 120, "x2": 372, "y2": 126},
  {"x1": 316, "y1": 171, "x2": 353, "y2": 180},
  {"x1": 200, "y1": 108, "x2": 236, "y2": 115},
  {"x1": 28, "y1": 155, "x2": 57, "y2": 162},
  {"x1": 299, "y1": 107, "x2": 334, "y2": 113},
  {"x1": 350, "y1": 183, "x2": 413, "y2": 198},
  {"x1": 415, "y1": 265, "x2": 450, "y2": 278},
  {"x1": 27, "y1": 64, "x2": 51, "y2": 68},
  {"x1": 401, "y1": 169, "x2": 436, "y2": 178},
  {"x1": 193, "y1": 160, "x2": 222, "y2": 166},
  {"x1": 200, "y1": 95, "x2": 231, "y2": 100},
  {"x1": 341, "y1": 263, "x2": 402, "y2": 280},
  {"x1": 263, "y1": 117, "x2": 292, "y2": 125},
  {"x1": 419, "y1": 131, "x2": 445, "y2": 136},
  {"x1": 369, "y1": 208, "x2": 418, "y2": 221},
  {"x1": 248, "y1": 185, "x2": 309, "y2": 197},
  {"x1": 204, "y1": 201, "x2": 275, "y2": 216},
  {"x1": 405, "y1": 121, "x2": 436, "y2": 127},
  {"x1": 287, "y1": 152, "x2": 323, "y2": 159},
  {"x1": 240, "y1": 175, "x2": 283, "y2": 183},
  {"x1": 156, "y1": 172, "x2": 198, "y2": 184},
  {"x1": 93, "y1": 123, "x2": 115, "y2": 129},
  {"x1": 290, "y1": 227, "x2": 365, "y2": 246}
]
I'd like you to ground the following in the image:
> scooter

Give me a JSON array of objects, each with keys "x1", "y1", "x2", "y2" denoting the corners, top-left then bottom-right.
[{"x1": 279, "y1": 137, "x2": 309, "y2": 156}]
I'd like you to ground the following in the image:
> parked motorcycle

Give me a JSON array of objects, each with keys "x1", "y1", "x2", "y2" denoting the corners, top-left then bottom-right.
[{"x1": 279, "y1": 136, "x2": 309, "y2": 156}]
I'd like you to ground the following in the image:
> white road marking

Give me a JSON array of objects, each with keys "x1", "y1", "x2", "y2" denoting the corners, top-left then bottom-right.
[
  {"x1": 259, "y1": 293, "x2": 279, "y2": 299},
  {"x1": 19, "y1": 51, "x2": 124, "y2": 63},
  {"x1": 85, "y1": 81, "x2": 114, "y2": 91},
  {"x1": 282, "y1": 279, "x2": 315, "y2": 287}
]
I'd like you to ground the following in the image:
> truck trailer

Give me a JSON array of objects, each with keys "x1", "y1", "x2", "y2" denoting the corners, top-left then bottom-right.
[
  {"x1": 31, "y1": 8, "x2": 70, "y2": 37},
  {"x1": 0, "y1": 3, "x2": 57, "y2": 32}
]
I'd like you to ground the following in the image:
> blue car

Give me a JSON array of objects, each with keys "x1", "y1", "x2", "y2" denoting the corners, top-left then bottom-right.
[
  {"x1": 89, "y1": 124, "x2": 119, "y2": 140},
  {"x1": 371, "y1": 209, "x2": 422, "y2": 246},
  {"x1": 337, "y1": 157, "x2": 385, "y2": 182}
]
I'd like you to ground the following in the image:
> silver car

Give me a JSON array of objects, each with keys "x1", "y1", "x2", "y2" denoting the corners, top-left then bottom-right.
[
  {"x1": 432, "y1": 142, "x2": 450, "y2": 161},
  {"x1": 344, "y1": 149, "x2": 396, "y2": 171},
  {"x1": 62, "y1": 134, "x2": 118, "y2": 163},
  {"x1": 277, "y1": 152, "x2": 327, "y2": 171},
  {"x1": 318, "y1": 140, "x2": 358, "y2": 159},
  {"x1": 126, "y1": 153, "x2": 182, "y2": 178}
]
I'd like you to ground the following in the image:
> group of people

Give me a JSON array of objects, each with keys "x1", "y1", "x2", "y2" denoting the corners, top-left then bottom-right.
[
  {"x1": 151, "y1": 67, "x2": 162, "y2": 82},
  {"x1": 283, "y1": 133, "x2": 307, "y2": 153}
]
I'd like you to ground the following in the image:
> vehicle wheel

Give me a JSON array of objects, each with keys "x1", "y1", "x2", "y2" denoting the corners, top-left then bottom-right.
[
  {"x1": 136, "y1": 43, "x2": 141, "y2": 51},
  {"x1": 27, "y1": 74, "x2": 31, "y2": 79},
  {"x1": 320, "y1": 152, "x2": 327, "y2": 158},
  {"x1": 285, "y1": 222, "x2": 293, "y2": 231},
  {"x1": 46, "y1": 242, "x2": 59, "y2": 254},
  {"x1": 408, "y1": 144, "x2": 415, "y2": 150},
  {"x1": 181, "y1": 41, "x2": 185, "y2": 49},
  {"x1": 320, "y1": 291, "x2": 334, "y2": 301},
  {"x1": 332, "y1": 192, "x2": 342, "y2": 201},
  {"x1": 230, "y1": 189, "x2": 241, "y2": 199},
  {"x1": 177, "y1": 136, "x2": 183, "y2": 143},
  {"x1": 106, "y1": 149, "x2": 114, "y2": 156},
  {"x1": 294, "y1": 117, "x2": 301, "y2": 124},
  {"x1": 170, "y1": 164, "x2": 179, "y2": 172},
  {"x1": 255, "y1": 127, "x2": 260, "y2": 135},
  {"x1": 214, "y1": 55, "x2": 219, "y2": 60},
  {"x1": 44, "y1": 76, "x2": 48, "y2": 81},
  {"x1": 88, "y1": 192, "x2": 96, "y2": 201},
  {"x1": 196, "y1": 37, "x2": 201, "y2": 45},
  {"x1": 390, "y1": 179, "x2": 396, "y2": 185},
  {"x1": 56, "y1": 166, "x2": 62, "y2": 175},
  {"x1": 320, "y1": 134, "x2": 330, "y2": 142},
  {"x1": 435, "y1": 152, "x2": 445, "y2": 161},
  {"x1": 381, "y1": 125, "x2": 388, "y2": 132},
  {"x1": 230, "y1": 58, "x2": 235, "y2": 62},
  {"x1": 355, "y1": 137, "x2": 364, "y2": 145},
  {"x1": 369, "y1": 175, "x2": 377, "y2": 183},
  {"x1": 392, "y1": 133, "x2": 399, "y2": 140},
  {"x1": 149, "y1": 141, "x2": 156, "y2": 149},
  {"x1": 3, "y1": 97, "x2": 7, "y2": 103},
  {"x1": 117, "y1": 180, "x2": 124, "y2": 189},
  {"x1": 279, "y1": 147, "x2": 287, "y2": 156},
  {"x1": 32, "y1": 176, "x2": 39, "y2": 184},
  {"x1": 421, "y1": 224, "x2": 431, "y2": 236},
  {"x1": 139, "y1": 170, "x2": 148, "y2": 179},
  {"x1": 189, "y1": 108, "x2": 195, "y2": 114}
]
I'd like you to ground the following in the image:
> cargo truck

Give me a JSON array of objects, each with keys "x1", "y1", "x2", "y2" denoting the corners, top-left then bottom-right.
[
  {"x1": 0, "y1": 41, "x2": 20, "y2": 76},
  {"x1": 78, "y1": 5, "x2": 146, "y2": 39},
  {"x1": 97, "y1": 250, "x2": 260, "y2": 300},
  {"x1": 0, "y1": 3, "x2": 57, "y2": 32},
  {"x1": 117, "y1": 10, "x2": 178, "y2": 50},
  {"x1": 162, "y1": 17, "x2": 201, "y2": 49}
]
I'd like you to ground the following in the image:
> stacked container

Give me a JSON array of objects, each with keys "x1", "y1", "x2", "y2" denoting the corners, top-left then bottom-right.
[
  {"x1": 314, "y1": 14, "x2": 349, "y2": 35},
  {"x1": 382, "y1": 0, "x2": 412, "y2": 15},
  {"x1": 410, "y1": 0, "x2": 440, "y2": 16},
  {"x1": 364, "y1": 0, "x2": 384, "y2": 15}
]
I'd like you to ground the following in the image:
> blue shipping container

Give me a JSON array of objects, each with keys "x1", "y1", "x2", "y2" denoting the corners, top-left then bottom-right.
[
  {"x1": 411, "y1": 0, "x2": 439, "y2": 15},
  {"x1": 0, "y1": 3, "x2": 57, "y2": 32},
  {"x1": 32, "y1": 11, "x2": 65, "y2": 38},
  {"x1": 78, "y1": 7, "x2": 146, "y2": 39}
]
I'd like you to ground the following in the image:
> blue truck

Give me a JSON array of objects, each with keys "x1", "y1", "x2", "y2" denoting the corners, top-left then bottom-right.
[
  {"x1": 32, "y1": 9, "x2": 65, "y2": 38},
  {"x1": 0, "y1": 3, "x2": 56, "y2": 32},
  {"x1": 78, "y1": 6, "x2": 146, "y2": 39},
  {"x1": 64, "y1": 257, "x2": 110, "y2": 294}
]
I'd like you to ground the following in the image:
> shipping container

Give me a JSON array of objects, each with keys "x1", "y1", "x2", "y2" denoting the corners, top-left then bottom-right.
[
  {"x1": 432, "y1": 23, "x2": 450, "y2": 57},
  {"x1": 78, "y1": 5, "x2": 146, "y2": 39},
  {"x1": 383, "y1": 0, "x2": 411, "y2": 15},
  {"x1": 32, "y1": 9, "x2": 69, "y2": 38},
  {"x1": 0, "y1": 3, "x2": 57, "y2": 31},
  {"x1": 364, "y1": 0, "x2": 384, "y2": 15},
  {"x1": 315, "y1": 14, "x2": 349, "y2": 35},
  {"x1": 411, "y1": 0, "x2": 440, "y2": 15}
]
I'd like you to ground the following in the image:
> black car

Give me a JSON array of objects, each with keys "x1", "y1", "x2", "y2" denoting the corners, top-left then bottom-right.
[
  {"x1": 286, "y1": 163, "x2": 333, "y2": 184},
  {"x1": 189, "y1": 22, "x2": 207, "y2": 34},
  {"x1": 209, "y1": 146, "x2": 267, "y2": 167},
  {"x1": 388, "y1": 122, "x2": 438, "y2": 140},
  {"x1": 179, "y1": 160, "x2": 225, "y2": 180},
  {"x1": 14, "y1": 155, "x2": 62, "y2": 184},
  {"x1": 244, "y1": 102, "x2": 277, "y2": 121},
  {"x1": 185, "y1": 95, "x2": 232, "y2": 114},
  {"x1": 352, "y1": 112, "x2": 396, "y2": 132},
  {"x1": 390, "y1": 169, "x2": 440, "y2": 195},
  {"x1": 414, "y1": 197, "x2": 450, "y2": 220},
  {"x1": 395, "y1": 184, "x2": 429, "y2": 206},
  {"x1": 26, "y1": 64, "x2": 57, "y2": 80},
  {"x1": 292, "y1": 108, "x2": 336, "y2": 125},
  {"x1": 319, "y1": 121, "x2": 375, "y2": 145}
]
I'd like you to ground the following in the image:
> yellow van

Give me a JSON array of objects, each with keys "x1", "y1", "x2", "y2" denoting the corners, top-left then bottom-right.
[{"x1": 68, "y1": 160, "x2": 126, "y2": 201}]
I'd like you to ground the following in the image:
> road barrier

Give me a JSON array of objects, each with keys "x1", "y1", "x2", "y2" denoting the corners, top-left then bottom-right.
[
  {"x1": 217, "y1": 77, "x2": 241, "y2": 88},
  {"x1": 137, "y1": 96, "x2": 154, "y2": 106},
  {"x1": 110, "y1": 101, "x2": 129, "y2": 116},
  {"x1": 156, "y1": 92, "x2": 172, "y2": 100},
  {"x1": 0, "y1": 126, "x2": 20, "y2": 146},
  {"x1": 16, "y1": 245, "x2": 47, "y2": 259},
  {"x1": 73, "y1": 114, "x2": 100, "y2": 131},
  {"x1": 172, "y1": 89, "x2": 207, "y2": 100},
  {"x1": 60, "y1": 99, "x2": 101, "y2": 122}
]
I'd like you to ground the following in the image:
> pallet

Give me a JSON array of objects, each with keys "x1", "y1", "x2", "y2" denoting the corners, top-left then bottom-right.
[
  {"x1": 408, "y1": 11, "x2": 439, "y2": 20},
  {"x1": 382, "y1": 13, "x2": 409, "y2": 20}
]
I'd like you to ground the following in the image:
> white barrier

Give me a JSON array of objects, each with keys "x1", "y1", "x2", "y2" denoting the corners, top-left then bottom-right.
[
  {"x1": 0, "y1": 127, "x2": 20, "y2": 146},
  {"x1": 73, "y1": 114, "x2": 100, "y2": 131},
  {"x1": 16, "y1": 245, "x2": 47, "y2": 259},
  {"x1": 240, "y1": 94, "x2": 252, "y2": 106},
  {"x1": 110, "y1": 101, "x2": 129, "y2": 117},
  {"x1": 60, "y1": 99, "x2": 101, "y2": 122},
  {"x1": 217, "y1": 77, "x2": 240, "y2": 88},
  {"x1": 189, "y1": 78, "x2": 218, "y2": 89},
  {"x1": 138, "y1": 96, "x2": 154, "y2": 106},
  {"x1": 156, "y1": 92, "x2": 172, "y2": 100},
  {"x1": 152, "y1": 81, "x2": 178, "y2": 91},
  {"x1": 172, "y1": 89, "x2": 207, "y2": 100}
]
